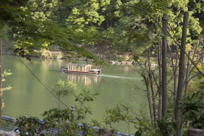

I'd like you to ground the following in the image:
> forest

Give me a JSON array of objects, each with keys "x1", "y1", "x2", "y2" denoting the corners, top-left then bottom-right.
[{"x1": 1, "y1": 0, "x2": 204, "y2": 136}]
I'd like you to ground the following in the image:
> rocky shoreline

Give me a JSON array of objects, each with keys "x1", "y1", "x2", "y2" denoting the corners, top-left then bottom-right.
[
  {"x1": 0, "y1": 116, "x2": 132, "y2": 136},
  {"x1": 0, "y1": 130, "x2": 17, "y2": 136}
]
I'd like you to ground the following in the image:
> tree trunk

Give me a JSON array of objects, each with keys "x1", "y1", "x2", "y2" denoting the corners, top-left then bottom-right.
[
  {"x1": 172, "y1": 47, "x2": 179, "y2": 120},
  {"x1": 175, "y1": 12, "x2": 189, "y2": 136},
  {"x1": 0, "y1": 38, "x2": 2, "y2": 117},
  {"x1": 173, "y1": 48, "x2": 178, "y2": 102},
  {"x1": 147, "y1": 49, "x2": 156, "y2": 123},
  {"x1": 158, "y1": 42, "x2": 162, "y2": 120},
  {"x1": 143, "y1": 75, "x2": 154, "y2": 125},
  {"x1": 161, "y1": 13, "x2": 168, "y2": 118},
  {"x1": 184, "y1": 52, "x2": 191, "y2": 97}
]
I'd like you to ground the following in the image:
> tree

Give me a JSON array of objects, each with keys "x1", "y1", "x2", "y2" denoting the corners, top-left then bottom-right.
[
  {"x1": 100, "y1": 0, "x2": 204, "y2": 135},
  {"x1": 161, "y1": 13, "x2": 168, "y2": 118},
  {"x1": 175, "y1": 11, "x2": 189, "y2": 136}
]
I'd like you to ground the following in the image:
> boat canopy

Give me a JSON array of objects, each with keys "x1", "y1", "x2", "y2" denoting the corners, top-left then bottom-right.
[{"x1": 66, "y1": 63, "x2": 93, "y2": 72}]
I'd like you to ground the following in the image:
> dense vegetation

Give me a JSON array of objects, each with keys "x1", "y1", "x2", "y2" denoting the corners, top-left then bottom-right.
[{"x1": 1, "y1": 0, "x2": 204, "y2": 136}]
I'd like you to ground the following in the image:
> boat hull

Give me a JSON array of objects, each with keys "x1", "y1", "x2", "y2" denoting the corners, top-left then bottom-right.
[{"x1": 62, "y1": 70, "x2": 100, "y2": 75}]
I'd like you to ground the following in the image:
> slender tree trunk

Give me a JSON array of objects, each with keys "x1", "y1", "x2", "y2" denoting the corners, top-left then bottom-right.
[
  {"x1": 173, "y1": 48, "x2": 178, "y2": 102},
  {"x1": 175, "y1": 12, "x2": 189, "y2": 136},
  {"x1": 143, "y1": 75, "x2": 154, "y2": 125},
  {"x1": 172, "y1": 48, "x2": 179, "y2": 120},
  {"x1": 161, "y1": 13, "x2": 168, "y2": 118},
  {"x1": 0, "y1": 38, "x2": 2, "y2": 117},
  {"x1": 158, "y1": 43, "x2": 162, "y2": 120},
  {"x1": 184, "y1": 52, "x2": 191, "y2": 97},
  {"x1": 147, "y1": 49, "x2": 156, "y2": 123},
  {"x1": 150, "y1": 74, "x2": 156, "y2": 123}
]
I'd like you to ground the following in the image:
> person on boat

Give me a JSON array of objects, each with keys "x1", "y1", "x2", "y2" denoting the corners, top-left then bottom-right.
[
  {"x1": 61, "y1": 66, "x2": 68, "y2": 73},
  {"x1": 97, "y1": 70, "x2": 101, "y2": 74}
]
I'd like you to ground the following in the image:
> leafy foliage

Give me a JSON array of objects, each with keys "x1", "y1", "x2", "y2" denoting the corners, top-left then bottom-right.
[
  {"x1": 181, "y1": 91, "x2": 204, "y2": 129},
  {"x1": 16, "y1": 116, "x2": 44, "y2": 136},
  {"x1": 16, "y1": 80, "x2": 98, "y2": 135},
  {"x1": 104, "y1": 104, "x2": 158, "y2": 136}
]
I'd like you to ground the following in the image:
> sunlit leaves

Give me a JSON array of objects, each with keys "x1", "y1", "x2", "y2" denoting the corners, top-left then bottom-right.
[
  {"x1": 32, "y1": 11, "x2": 47, "y2": 21},
  {"x1": 72, "y1": 8, "x2": 80, "y2": 15},
  {"x1": 67, "y1": 0, "x2": 107, "y2": 27},
  {"x1": 171, "y1": 0, "x2": 189, "y2": 11},
  {"x1": 2, "y1": 86, "x2": 12, "y2": 92},
  {"x1": 185, "y1": 44, "x2": 192, "y2": 52},
  {"x1": 55, "y1": 80, "x2": 77, "y2": 97},
  {"x1": 2, "y1": 70, "x2": 12, "y2": 77},
  {"x1": 100, "y1": 0, "x2": 111, "y2": 8},
  {"x1": 189, "y1": 14, "x2": 203, "y2": 36}
]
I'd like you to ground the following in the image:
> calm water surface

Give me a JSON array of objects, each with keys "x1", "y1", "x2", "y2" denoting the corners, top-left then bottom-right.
[{"x1": 2, "y1": 55, "x2": 147, "y2": 133}]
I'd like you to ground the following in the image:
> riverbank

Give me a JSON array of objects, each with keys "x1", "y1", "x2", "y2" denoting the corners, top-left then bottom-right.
[
  {"x1": 0, "y1": 117, "x2": 17, "y2": 136},
  {"x1": 0, "y1": 115, "x2": 132, "y2": 136},
  {"x1": 2, "y1": 39, "x2": 135, "y2": 66},
  {"x1": 0, "y1": 130, "x2": 17, "y2": 136},
  {"x1": 4, "y1": 50, "x2": 135, "y2": 66}
]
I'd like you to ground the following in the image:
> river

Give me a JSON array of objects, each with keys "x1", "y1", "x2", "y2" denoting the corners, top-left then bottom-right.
[{"x1": 2, "y1": 55, "x2": 147, "y2": 134}]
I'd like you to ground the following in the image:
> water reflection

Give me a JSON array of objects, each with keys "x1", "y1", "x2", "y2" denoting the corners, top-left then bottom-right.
[
  {"x1": 66, "y1": 73, "x2": 101, "y2": 86},
  {"x1": 123, "y1": 66, "x2": 130, "y2": 73}
]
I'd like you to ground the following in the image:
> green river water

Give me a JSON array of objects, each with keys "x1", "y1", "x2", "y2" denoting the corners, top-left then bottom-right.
[{"x1": 2, "y1": 55, "x2": 147, "y2": 134}]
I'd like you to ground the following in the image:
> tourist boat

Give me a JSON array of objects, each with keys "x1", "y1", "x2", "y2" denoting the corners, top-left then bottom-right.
[{"x1": 61, "y1": 64, "x2": 101, "y2": 75}]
